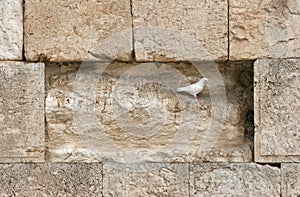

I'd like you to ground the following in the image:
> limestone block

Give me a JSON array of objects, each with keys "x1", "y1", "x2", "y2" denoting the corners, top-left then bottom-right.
[
  {"x1": 190, "y1": 163, "x2": 281, "y2": 196},
  {"x1": 24, "y1": 0, "x2": 132, "y2": 62},
  {"x1": 46, "y1": 61, "x2": 253, "y2": 163},
  {"x1": 0, "y1": 163, "x2": 102, "y2": 196},
  {"x1": 0, "y1": 0, "x2": 23, "y2": 60},
  {"x1": 254, "y1": 59, "x2": 300, "y2": 162},
  {"x1": 103, "y1": 162, "x2": 189, "y2": 196},
  {"x1": 230, "y1": 0, "x2": 300, "y2": 60},
  {"x1": 132, "y1": 0, "x2": 228, "y2": 61},
  {"x1": 282, "y1": 163, "x2": 300, "y2": 197},
  {"x1": 0, "y1": 62, "x2": 44, "y2": 162}
]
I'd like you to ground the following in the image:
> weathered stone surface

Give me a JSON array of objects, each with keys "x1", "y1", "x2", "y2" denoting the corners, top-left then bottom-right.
[
  {"x1": 24, "y1": 0, "x2": 132, "y2": 62},
  {"x1": 190, "y1": 163, "x2": 281, "y2": 196},
  {"x1": 0, "y1": 0, "x2": 23, "y2": 60},
  {"x1": 230, "y1": 0, "x2": 300, "y2": 60},
  {"x1": 0, "y1": 62, "x2": 44, "y2": 162},
  {"x1": 254, "y1": 59, "x2": 300, "y2": 162},
  {"x1": 282, "y1": 163, "x2": 300, "y2": 197},
  {"x1": 103, "y1": 162, "x2": 188, "y2": 196},
  {"x1": 45, "y1": 61, "x2": 253, "y2": 162},
  {"x1": 132, "y1": 0, "x2": 228, "y2": 61},
  {"x1": 0, "y1": 163, "x2": 102, "y2": 196}
]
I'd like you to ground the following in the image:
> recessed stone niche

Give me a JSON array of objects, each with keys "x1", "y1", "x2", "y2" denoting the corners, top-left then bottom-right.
[{"x1": 45, "y1": 61, "x2": 253, "y2": 163}]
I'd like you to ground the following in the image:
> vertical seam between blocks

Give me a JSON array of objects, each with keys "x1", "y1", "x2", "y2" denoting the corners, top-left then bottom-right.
[
  {"x1": 130, "y1": 0, "x2": 136, "y2": 61},
  {"x1": 227, "y1": 0, "x2": 230, "y2": 61},
  {"x1": 22, "y1": 0, "x2": 26, "y2": 61}
]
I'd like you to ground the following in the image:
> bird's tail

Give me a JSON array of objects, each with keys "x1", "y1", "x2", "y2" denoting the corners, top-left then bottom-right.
[{"x1": 176, "y1": 87, "x2": 186, "y2": 92}]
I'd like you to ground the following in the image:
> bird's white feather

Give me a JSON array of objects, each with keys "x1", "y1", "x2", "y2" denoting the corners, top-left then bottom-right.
[{"x1": 177, "y1": 77, "x2": 208, "y2": 98}]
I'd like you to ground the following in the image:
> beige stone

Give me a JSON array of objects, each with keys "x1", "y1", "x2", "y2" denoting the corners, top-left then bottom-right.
[
  {"x1": 103, "y1": 162, "x2": 189, "y2": 196},
  {"x1": 45, "y1": 61, "x2": 253, "y2": 163},
  {"x1": 24, "y1": 0, "x2": 132, "y2": 62},
  {"x1": 190, "y1": 163, "x2": 281, "y2": 196},
  {"x1": 282, "y1": 163, "x2": 300, "y2": 197},
  {"x1": 132, "y1": 0, "x2": 228, "y2": 61},
  {"x1": 0, "y1": 0, "x2": 23, "y2": 60},
  {"x1": 230, "y1": 0, "x2": 300, "y2": 60},
  {"x1": 0, "y1": 163, "x2": 102, "y2": 196},
  {"x1": 254, "y1": 59, "x2": 300, "y2": 162},
  {"x1": 0, "y1": 62, "x2": 44, "y2": 162}
]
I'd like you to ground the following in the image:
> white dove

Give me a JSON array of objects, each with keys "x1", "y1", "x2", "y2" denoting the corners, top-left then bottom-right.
[{"x1": 177, "y1": 78, "x2": 208, "y2": 99}]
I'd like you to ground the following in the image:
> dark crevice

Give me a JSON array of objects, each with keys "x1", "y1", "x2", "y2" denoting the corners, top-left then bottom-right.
[
  {"x1": 188, "y1": 163, "x2": 191, "y2": 197},
  {"x1": 130, "y1": 0, "x2": 136, "y2": 62},
  {"x1": 256, "y1": 163, "x2": 281, "y2": 169},
  {"x1": 22, "y1": 0, "x2": 26, "y2": 61},
  {"x1": 44, "y1": 67, "x2": 50, "y2": 162},
  {"x1": 244, "y1": 109, "x2": 254, "y2": 161},
  {"x1": 227, "y1": 0, "x2": 230, "y2": 61}
]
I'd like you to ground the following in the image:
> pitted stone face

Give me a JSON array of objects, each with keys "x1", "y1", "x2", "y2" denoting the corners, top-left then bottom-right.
[
  {"x1": 230, "y1": 0, "x2": 300, "y2": 60},
  {"x1": 132, "y1": 0, "x2": 228, "y2": 61},
  {"x1": 24, "y1": 0, "x2": 132, "y2": 61},
  {"x1": 254, "y1": 59, "x2": 300, "y2": 162},
  {"x1": 0, "y1": 62, "x2": 44, "y2": 162},
  {"x1": 0, "y1": 0, "x2": 23, "y2": 60},
  {"x1": 45, "y1": 61, "x2": 253, "y2": 163}
]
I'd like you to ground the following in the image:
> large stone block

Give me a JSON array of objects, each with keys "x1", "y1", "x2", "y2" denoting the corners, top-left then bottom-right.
[
  {"x1": 0, "y1": 62, "x2": 44, "y2": 162},
  {"x1": 24, "y1": 0, "x2": 132, "y2": 62},
  {"x1": 190, "y1": 163, "x2": 281, "y2": 196},
  {"x1": 254, "y1": 59, "x2": 300, "y2": 162},
  {"x1": 103, "y1": 162, "x2": 189, "y2": 196},
  {"x1": 282, "y1": 163, "x2": 300, "y2": 197},
  {"x1": 230, "y1": 0, "x2": 300, "y2": 60},
  {"x1": 132, "y1": 0, "x2": 228, "y2": 61},
  {"x1": 0, "y1": 0, "x2": 23, "y2": 60},
  {"x1": 0, "y1": 163, "x2": 102, "y2": 196},
  {"x1": 45, "y1": 61, "x2": 253, "y2": 162}
]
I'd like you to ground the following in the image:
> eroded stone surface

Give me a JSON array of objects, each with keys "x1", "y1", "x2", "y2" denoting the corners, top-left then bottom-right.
[
  {"x1": 24, "y1": 0, "x2": 132, "y2": 61},
  {"x1": 254, "y1": 59, "x2": 300, "y2": 162},
  {"x1": 103, "y1": 162, "x2": 188, "y2": 196},
  {"x1": 0, "y1": 163, "x2": 102, "y2": 196},
  {"x1": 190, "y1": 163, "x2": 281, "y2": 196},
  {"x1": 282, "y1": 163, "x2": 300, "y2": 197},
  {"x1": 132, "y1": 0, "x2": 228, "y2": 61},
  {"x1": 0, "y1": 62, "x2": 44, "y2": 162},
  {"x1": 45, "y1": 61, "x2": 253, "y2": 162},
  {"x1": 0, "y1": 0, "x2": 23, "y2": 60},
  {"x1": 230, "y1": 0, "x2": 300, "y2": 60}
]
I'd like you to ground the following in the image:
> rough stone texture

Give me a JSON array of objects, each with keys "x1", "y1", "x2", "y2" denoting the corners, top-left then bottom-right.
[
  {"x1": 230, "y1": 0, "x2": 300, "y2": 60},
  {"x1": 0, "y1": 163, "x2": 102, "y2": 196},
  {"x1": 0, "y1": 62, "x2": 44, "y2": 162},
  {"x1": 45, "y1": 61, "x2": 253, "y2": 163},
  {"x1": 24, "y1": 0, "x2": 132, "y2": 62},
  {"x1": 190, "y1": 163, "x2": 281, "y2": 197},
  {"x1": 132, "y1": 0, "x2": 228, "y2": 61},
  {"x1": 0, "y1": 0, "x2": 23, "y2": 60},
  {"x1": 103, "y1": 162, "x2": 189, "y2": 196},
  {"x1": 254, "y1": 59, "x2": 300, "y2": 162},
  {"x1": 282, "y1": 163, "x2": 300, "y2": 197}
]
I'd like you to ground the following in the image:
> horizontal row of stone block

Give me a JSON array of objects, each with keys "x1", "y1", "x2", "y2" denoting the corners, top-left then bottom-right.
[
  {"x1": 1, "y1": 0, "x2": 299, "y2": 61},
  {"x1": 0, "y1": 59, "x2": 299, "y2": 163},
  {"x1": 0, "y1": 162, "x2": 299, "y2": 196}
]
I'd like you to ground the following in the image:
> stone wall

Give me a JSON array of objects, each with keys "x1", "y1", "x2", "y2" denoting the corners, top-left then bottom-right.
[{"x1": 0, "y1": 0, "x2": 299, "y2": 196}]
